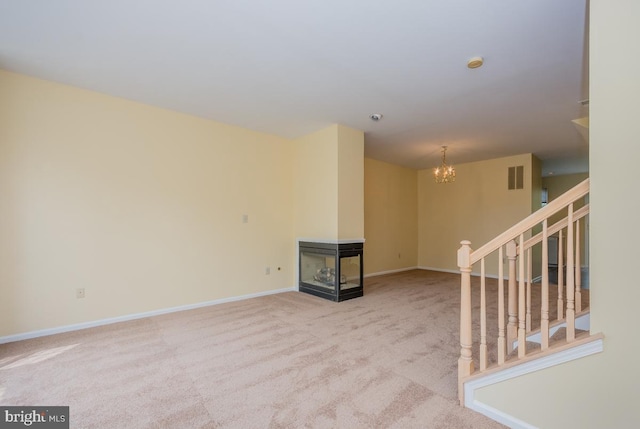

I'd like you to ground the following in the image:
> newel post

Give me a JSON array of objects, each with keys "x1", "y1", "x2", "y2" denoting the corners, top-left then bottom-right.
[{"x1": 457, "y1": 240, "x2": 474, "y2": 403}]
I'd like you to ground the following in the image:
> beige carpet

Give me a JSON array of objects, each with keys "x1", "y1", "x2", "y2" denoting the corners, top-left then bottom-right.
[{"x1": 0, "y1": 270, "x2": 507, "y2": 428}]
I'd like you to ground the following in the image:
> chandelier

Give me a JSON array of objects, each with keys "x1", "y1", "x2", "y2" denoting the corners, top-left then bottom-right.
[{"x1": 434, "y1": 146, "x2": 455, "y2": 184}]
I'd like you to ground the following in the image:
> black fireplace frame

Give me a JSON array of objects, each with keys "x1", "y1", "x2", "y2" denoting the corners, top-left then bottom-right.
[{"x1": 298, "y1": 241, "x2": 364, "y2": 302}]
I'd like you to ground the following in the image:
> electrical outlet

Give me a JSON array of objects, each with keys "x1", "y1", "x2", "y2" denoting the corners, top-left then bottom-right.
[
  {"x1": 242, "y1": 214, "x2": 249, "y2": 223},
  {"x1": 76, "y1": 288, "x2": 85, "y2": 299},
  {"x1": 265, "y1": 267, "x2": 271, "y2": 275}
]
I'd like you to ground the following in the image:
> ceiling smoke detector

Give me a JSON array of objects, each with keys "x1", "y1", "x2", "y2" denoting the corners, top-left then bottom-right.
[{"x1": 369, "y1": 113, "x2": 383, "y2": 121}]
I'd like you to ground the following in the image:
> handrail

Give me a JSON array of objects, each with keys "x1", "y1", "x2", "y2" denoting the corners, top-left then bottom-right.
[
  {"x1": 521, "y1": 204, "x2": 590, "y2": 252},
  {"x1": 470, "y1": 178, "x2": 589, "y2": 265}
]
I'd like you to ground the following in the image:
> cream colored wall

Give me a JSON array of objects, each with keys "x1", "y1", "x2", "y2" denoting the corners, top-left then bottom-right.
[
  {"x1": 543, "y1": 173, "x2": 589, "y2": 202},
  {"x1": 0, "y1": 70, "x2": 295, "y2": 337},
  {"x1": 337, "y1": 125, "x2": 364, "y2": 240},
  {"x1": 543, "y1": 172, "x2": 589, "y2": 223},
  {"x1": 363, "y1": 158, "x2": 418, "y2": 275},
  {"x1": 475, "y1": 1, "x2": 640, "y2": 427},
  {"x1": 543, "y1": 172, "x2": 589, "y2": 265},
  {"x1": 292, "y1": 125, "x2": 339, "y2": 239},
  {"x1": 293, "y1": 124, "x2": 365, "y2": 241},
  {"x1": 418, "y1": 154, "x2": 534, "y2": 274}
]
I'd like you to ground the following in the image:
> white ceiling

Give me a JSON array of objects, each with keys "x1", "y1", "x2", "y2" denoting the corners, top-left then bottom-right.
[{"x1": 0, "y1": 0, "x2": 589, "y2": 175}]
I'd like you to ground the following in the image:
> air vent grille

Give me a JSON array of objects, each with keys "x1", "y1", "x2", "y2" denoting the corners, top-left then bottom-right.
[{"x1": 508, "y1": 166, "x2": 524, "y2": 190}]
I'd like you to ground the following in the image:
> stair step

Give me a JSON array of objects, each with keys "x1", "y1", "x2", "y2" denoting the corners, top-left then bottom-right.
[{"x1": 507, "y1": 328, "x2": 589, "y2": 359}]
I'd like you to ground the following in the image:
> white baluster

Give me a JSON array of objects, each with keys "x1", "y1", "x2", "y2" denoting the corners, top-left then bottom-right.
[
  {"x1": 506, "y1": 240, "x2": 518, "y2": 354},
  {"x1": 498, "y1": 246, "x2": 506, "y2": 365},
  {"x1": 518, "y1": 233, "x2": 526, "y2": 358},
  {"x1": 566, "y1": 205, "x2": 576, "y2": 341},
  {"x1": 541, "y1": 219, "x2": 550, "y2": 350},
  {"x1": 480, "y1": 258, "x2": 487, "y2": 371},
  {"x1": 557, "y1": 229, "x2": 564, "y2": 320},
  {"x1": 526, "y1": 249, "x2": 532, "y2": 333},
  {"x1": 575, "y1": 218, "x2": 582, "y2": 313}
]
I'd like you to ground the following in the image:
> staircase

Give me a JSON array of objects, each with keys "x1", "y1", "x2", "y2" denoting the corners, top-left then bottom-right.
[{"x1": 456, "y1": 178, "x2": 603, "y2": 410}]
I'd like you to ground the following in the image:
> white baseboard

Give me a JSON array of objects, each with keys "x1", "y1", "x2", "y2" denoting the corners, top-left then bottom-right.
[
  {"x1": 366, "y1": 265, "x2": 487, "y2": 279},
  {"x1": 364, "y1": 266, "x2": 418, "y2": 278},
  {"x1": 367, "y1": 265, "x2": 496, "y2": 279},
  {"x1": 0, "y1": 286, "x2": 296, "y2": 345},
  {"x1": 418, "y1": 266, "x2": 460, "y2": 275},
  {"x1": 469, "y1": 401, "x2": 539, "y2": 429},
  {"x1": 418, "y1": 266, "x2": 500, "y2": 279},
  {"x1": 464, "y1": 338, "x2": 603, "y2": 428}
]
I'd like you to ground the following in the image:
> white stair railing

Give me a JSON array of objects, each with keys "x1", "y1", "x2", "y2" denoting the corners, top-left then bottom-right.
[{"x1": 457, "y1": 178, "x2": 590, "y2": 404}]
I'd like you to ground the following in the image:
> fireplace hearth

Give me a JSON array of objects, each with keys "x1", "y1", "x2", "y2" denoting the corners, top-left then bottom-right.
[{"x1": 298, "y1": 241, "x2": 363, "y2": 302}]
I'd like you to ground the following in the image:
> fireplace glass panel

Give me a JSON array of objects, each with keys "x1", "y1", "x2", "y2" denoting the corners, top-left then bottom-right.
[
  {"x1": 301, "y1": 251, "x2": 336, "y2": 291},
  {"x1": 340, "y1": 255, "x2": 361, "y2": 290}
]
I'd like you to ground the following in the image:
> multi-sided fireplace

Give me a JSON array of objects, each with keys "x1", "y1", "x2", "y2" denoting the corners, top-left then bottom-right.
[{"x1": 298, "y1": 241, "x2": 363, "y2": 302}]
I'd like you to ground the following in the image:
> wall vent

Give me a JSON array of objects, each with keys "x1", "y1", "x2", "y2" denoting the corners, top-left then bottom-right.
[{"x1": 508, "y1": 166, "x2": 524, "y2": 190}]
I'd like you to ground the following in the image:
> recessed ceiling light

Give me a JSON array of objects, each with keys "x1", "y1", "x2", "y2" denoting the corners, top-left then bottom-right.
[
  {"x1": 369, "y1": 113, "x2": 383, "y2": 121},
  {"x1": 467, "y1": 56, "x2": 484, "y2": 69}
]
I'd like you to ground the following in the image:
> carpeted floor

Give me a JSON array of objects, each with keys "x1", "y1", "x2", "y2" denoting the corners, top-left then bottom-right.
[{"x1": 0, "y1": 270, "x2": 508, "y2": 428}]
